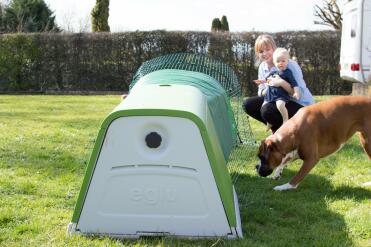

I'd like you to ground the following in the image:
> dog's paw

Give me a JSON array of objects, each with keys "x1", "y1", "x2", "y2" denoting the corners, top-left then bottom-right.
[
  {"x1": 271, "y1": 168, "x2": 283, "y2": 180},
  {"x1": 271, "y1": 173, "x2": 282, "y2": 180},
  {"x1": 274, "y1": 183, "x2": 298, "y2": 191}
]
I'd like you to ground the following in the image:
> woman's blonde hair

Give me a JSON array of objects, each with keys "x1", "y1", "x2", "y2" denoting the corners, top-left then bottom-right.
[{"x1": 254, "y1": 34, "x2": 277, "y2": 62}]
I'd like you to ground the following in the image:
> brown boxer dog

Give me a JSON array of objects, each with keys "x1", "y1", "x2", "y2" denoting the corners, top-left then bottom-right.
[{"x1": 256, "y1": 96, "x2": 371, "y2": 191}]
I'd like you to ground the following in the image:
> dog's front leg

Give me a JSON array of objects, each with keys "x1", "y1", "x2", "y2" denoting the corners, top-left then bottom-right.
[
  {"x1": 271, "y1": 162, "x2": 286, "y2": 180},
  {"x1": 274, "y1": 158, "x2": 318, "y2": 191},
  {"x1": 271, "y1": 151, "x2": 298, "y2": 180}
]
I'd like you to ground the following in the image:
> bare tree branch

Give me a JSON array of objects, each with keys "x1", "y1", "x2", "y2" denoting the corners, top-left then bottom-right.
[{"x1": 314, "y1": 0, "x2": 343, "y2": 30}]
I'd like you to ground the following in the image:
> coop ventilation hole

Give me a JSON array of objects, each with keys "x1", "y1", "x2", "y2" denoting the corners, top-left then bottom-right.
[{"x1": 145, "y1": 132, "x2": 162, "y2": 148}]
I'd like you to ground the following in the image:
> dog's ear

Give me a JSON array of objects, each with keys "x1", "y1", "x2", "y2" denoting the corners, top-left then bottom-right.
[
  {"x1": 260, "y1": 140, "x2": 265, "y2": 148},
  {"x1": 266, "y1": 139, "x2": 279, "y2": 152},
  {"x1": 258, "y1": 140, "x2": 265, "y2": 155},
  {"x1": 259, "y1": 139, "x2": 280, "y2": 156},
  {"x1": 260, "y1": 140, "x2": 270, "y2": 153}
]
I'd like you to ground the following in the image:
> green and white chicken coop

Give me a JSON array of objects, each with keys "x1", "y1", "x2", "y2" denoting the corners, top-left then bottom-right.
[{"x1": 68, "y1": 53, "x2": 253, "y2": 239}]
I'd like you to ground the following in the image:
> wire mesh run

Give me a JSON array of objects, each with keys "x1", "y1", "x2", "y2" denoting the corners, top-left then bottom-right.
[{"x1": 130, "y1": 53, "x2": 241, "y2": 96}]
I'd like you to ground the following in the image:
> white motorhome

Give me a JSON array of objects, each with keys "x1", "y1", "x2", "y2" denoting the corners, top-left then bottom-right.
[{"x1": 340, "y1": 0, "x2": 371, "y2": 84}]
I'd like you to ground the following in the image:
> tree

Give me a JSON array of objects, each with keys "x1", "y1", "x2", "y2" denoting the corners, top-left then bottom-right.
[
  {"x1": 2, "y1": 0, "x2": 59, "y2": 32},
  {"x1": 211, "y1": 15, "x2": 229, "y2": 32},
  {"x1": 209, "y1": 15, "x2": 232, "y2": 60},
  {"x1": 211, "y1": 18, "x2": 221, "y2": 32},
  {"x1": 91, "y1": 0, "x2": 110, "y2": 32},
  {"x1": 220, "y1": 15, "x2": 229, "y2": 31},
  {"x1": 314, "y1": 0, "x2": 343, "y2": 30}
]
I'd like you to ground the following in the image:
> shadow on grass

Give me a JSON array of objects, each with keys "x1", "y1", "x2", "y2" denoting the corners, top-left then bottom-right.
[{"x1": 232, "y1": 167, "x2": 370, "y2": 246}]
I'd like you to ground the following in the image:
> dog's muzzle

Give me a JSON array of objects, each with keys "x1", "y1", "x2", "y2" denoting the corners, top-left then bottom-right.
[{"x1": 256, "y1": 162, "x2": 273, "y2": 177}]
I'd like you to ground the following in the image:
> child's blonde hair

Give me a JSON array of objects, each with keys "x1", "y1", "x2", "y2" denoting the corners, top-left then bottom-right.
[
  {"x1": 273, "y1": 48, "x2": 290, "y2": 62},
  {"x1": 254, "y1": 34, "x2": 277, "y2": 62}
]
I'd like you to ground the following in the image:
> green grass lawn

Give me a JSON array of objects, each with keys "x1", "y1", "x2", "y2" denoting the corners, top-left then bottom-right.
[{"x1": 0, "y1": 95, "x2": 370, "y2": 246}]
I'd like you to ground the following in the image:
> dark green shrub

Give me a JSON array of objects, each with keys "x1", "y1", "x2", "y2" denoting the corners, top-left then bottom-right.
[{"x1": 0, "y1": 34, "x2": 40, "y2": 91}]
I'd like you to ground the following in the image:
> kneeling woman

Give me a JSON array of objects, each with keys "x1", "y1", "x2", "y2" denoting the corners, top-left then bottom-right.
[{"x1": 243, "y1": 34, "x2": 314, "y2": 132}]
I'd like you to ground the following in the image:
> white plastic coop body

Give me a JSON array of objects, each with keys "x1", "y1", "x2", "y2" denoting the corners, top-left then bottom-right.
[{"x1": 68, "y1": 69, "x2": 243, "y2": 239}]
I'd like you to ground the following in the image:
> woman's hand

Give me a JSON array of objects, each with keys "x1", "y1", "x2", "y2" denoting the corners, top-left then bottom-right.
[{"x1": 254, "y1": 79, "x2": 266, "y2": 85}]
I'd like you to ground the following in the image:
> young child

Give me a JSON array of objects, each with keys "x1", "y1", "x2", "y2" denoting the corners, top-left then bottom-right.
[{"x1": 255, "y1": 48, "x2": 300, "y2": 127}]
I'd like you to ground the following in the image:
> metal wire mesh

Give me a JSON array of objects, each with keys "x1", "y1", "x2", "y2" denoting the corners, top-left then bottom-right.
[
  {"x1": 130, "y1": 53, "x2": 241, "y2": 96},
  {"x1": 129, "y1": 53, "x2": 256, "y2": 183}
]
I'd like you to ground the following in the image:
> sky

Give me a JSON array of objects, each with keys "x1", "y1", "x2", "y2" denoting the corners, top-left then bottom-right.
[{"x1": 43, "y1": 0, "x2": 333, "y2": 33}]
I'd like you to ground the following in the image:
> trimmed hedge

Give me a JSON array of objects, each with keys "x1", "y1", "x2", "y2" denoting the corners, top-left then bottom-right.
[{"x1": 0, "y1": 31, "x2": 351, "y2": 95}]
